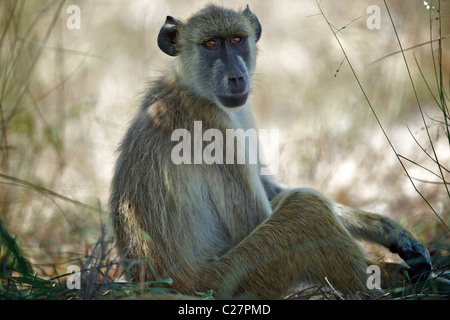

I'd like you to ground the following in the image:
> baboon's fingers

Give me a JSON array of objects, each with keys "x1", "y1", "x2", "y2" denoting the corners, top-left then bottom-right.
[{"x1": 388, "y1": 230, "x2": 432, "y2": 282}]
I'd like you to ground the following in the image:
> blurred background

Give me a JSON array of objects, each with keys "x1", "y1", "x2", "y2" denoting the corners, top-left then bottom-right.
[{"x1": 1, "y1": 0, "x2": 449, "y2": 280}]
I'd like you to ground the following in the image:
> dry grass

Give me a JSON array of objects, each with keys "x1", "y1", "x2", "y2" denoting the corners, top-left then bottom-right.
[{"x1": 0, "y1": 0, "x2": 449, "y2": 300}]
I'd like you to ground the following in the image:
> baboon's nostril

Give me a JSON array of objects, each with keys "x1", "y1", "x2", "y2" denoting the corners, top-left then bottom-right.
[{"x1": 228, "y1": 76, "x2": 246, "y2": 94}]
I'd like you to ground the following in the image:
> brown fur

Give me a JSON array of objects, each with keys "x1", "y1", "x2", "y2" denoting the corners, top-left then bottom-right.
[{"x1": 110, "y1": 5, "x2": 430, "y2": 299}]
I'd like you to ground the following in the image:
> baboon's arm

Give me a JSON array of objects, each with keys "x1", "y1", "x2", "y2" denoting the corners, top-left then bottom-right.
[{"x1": 332, "y1": 203, "x2": 432, "y2": 280}]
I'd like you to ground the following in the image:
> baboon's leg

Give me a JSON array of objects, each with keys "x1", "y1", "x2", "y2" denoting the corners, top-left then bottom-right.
[{"x1": 208, "y1": 188, "x2": 369, "y2": 299}]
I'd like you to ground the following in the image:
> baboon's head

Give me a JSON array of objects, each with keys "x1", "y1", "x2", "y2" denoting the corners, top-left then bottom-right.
[{"x1": 157, "y1": 5, "x2": 262, "y2": 108}]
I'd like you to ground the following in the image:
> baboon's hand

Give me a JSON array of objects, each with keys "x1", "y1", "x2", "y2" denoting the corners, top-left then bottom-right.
[{"x1": 389, "y1": 230, "x2": 432, "y2": 282}]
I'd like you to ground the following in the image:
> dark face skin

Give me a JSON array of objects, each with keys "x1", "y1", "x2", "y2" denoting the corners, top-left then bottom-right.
[
  {"x1": 157, "y1": 6, "x2": 261, "y2": 109},
  {"x1": 199, "y1": 35, "x2": 251, "y2": 108}
]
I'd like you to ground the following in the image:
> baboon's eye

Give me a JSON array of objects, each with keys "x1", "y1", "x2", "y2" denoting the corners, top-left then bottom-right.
[
  {"x1": 205, "y1": 40, "x2": 218, "y2": 48},
  {"x1": 230, "y1": 37, "x2": 242, "y2": 45}
]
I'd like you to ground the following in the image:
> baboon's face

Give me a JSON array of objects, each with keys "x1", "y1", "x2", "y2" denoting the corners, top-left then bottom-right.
[
  {"x1": 194, "y1": 34, "x2": 252, "y2": 108},
  {"x1": 157, "y1": 5, "x2": 262, "y2": 108}
]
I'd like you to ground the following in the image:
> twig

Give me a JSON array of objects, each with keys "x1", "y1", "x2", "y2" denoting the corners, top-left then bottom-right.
[
  {"x1": 315, "y1": 0, "x2": 449, "y2": 231},
  {"x1": 324, "y1": 276, "x2": 344, "y2": 300}
]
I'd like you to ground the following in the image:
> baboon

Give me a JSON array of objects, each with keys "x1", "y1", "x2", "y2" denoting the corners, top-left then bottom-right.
[{"x1": 110, "y1": 5, "x2": 431, "y2": 299}]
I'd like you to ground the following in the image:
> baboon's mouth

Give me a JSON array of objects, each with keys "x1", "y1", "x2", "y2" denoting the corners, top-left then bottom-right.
[{"x1": 218, "y1": 93, "x2": 248, "y2": 108}]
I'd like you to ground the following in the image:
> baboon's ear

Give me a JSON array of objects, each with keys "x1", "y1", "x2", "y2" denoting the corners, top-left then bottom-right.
[
  {"x1": 157, "y1": 16, "x2": 182, "y2": 56},
  {"x1": 243, "y1": 5, "x2": 262, "y2": 42}
]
